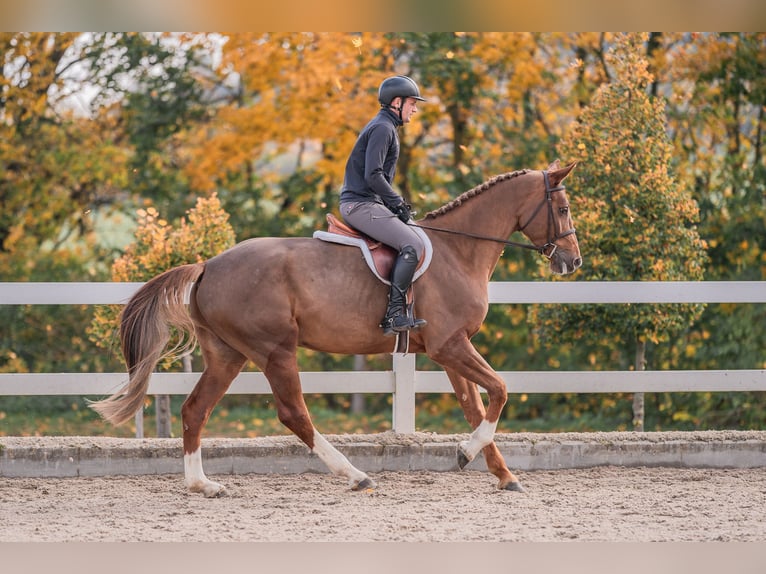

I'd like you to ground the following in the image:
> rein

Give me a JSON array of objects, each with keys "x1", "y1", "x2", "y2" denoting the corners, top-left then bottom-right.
[
  {"x1": 411, "y1": 170, "x2": 576, "y2": 260},
  {"x1": 411, "y1": 222, "x2": 545, "y2": 252}
]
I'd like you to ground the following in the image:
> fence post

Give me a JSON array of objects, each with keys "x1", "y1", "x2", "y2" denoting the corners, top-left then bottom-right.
[{"x1": 392, "y1": 353, "x2": 416, "y2": 434}]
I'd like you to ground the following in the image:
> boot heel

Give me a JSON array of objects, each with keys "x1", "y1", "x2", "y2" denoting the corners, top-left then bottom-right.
[{"x1": 406, "y1": 303, "x2": 426, "y2": 330}]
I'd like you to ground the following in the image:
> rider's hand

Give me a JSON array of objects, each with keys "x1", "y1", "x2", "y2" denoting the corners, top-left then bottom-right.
[{"x1": 392, "y1": 202, "x2": 413, "y2": 224}]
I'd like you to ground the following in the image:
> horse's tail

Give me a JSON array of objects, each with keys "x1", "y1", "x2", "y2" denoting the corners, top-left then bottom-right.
[{"x1": 90, "y1": 263, "x2": 205, "y2": 426}]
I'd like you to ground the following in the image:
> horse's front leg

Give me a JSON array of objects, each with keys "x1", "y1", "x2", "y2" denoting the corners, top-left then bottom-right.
[
  {"x1": 446, "y1": 368, "x2": 524, "y2": 491},
  {"x1": 430, "y1": 334, "x2": 519, "y2": 484}
]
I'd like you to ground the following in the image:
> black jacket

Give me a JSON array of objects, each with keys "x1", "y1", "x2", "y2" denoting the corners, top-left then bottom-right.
[{"x1": 340, "y1": 108, "x2": 404, "y2": 209}]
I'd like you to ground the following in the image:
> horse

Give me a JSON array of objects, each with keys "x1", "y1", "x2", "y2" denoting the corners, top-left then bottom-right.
[{"x1": 91, "y1": 160, "x2": 581, "y2": 497}]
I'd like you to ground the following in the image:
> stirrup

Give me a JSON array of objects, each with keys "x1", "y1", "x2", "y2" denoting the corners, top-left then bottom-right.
[
  {"x1": 404, "y1": 302, "x2": 427, "y2": 331},
  {"x1": 380, "y1": 309, "x2": 427, "y2": 337}
]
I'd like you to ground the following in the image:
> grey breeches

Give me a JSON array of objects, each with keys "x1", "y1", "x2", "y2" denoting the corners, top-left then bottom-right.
[{"x1": 340, "y1": 201, "x2": 425, "y2": 259}]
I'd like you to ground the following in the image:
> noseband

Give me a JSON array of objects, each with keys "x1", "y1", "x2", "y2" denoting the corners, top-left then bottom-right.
[{"x1": 412, "y1": 170, "x2": 576, "y2": 259}]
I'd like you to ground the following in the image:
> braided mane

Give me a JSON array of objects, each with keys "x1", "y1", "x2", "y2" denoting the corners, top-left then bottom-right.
[{"x1": 423, "y1": 169, "x2": 530, "y2": 220}]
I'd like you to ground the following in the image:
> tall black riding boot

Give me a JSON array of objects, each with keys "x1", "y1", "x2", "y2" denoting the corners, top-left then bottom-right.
[{"x1": 380, "y1": 245, "x2": 427, "y2": 336}]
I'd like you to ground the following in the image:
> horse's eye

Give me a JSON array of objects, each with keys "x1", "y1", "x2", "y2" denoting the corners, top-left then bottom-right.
[{"x1": 559, "y1": 206, "x2": 569, "y2": 215}]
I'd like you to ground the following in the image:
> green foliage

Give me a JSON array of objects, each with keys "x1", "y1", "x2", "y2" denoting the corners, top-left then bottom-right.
[
  {"x1": 0, "y1": 250, "x2": 120, "y2": 376},
  {"x1": 188, "y1": 143, "x2": 338, "y2": 244},
  {"x1": 76, "y1": 33, "x2": 217, "y2": 223},
  {"x1": 659, "y1": 32, "x2": 766, "y2": 374},
  {"x1": 395, "y1": 32, "x2": 483, "y2": 193},
  {"x1": 533, "y1": 34, "x2": 708, "y2": 358}
]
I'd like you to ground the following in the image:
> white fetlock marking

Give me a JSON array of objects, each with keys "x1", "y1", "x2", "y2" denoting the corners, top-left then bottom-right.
[
  {"x1": 312, "y1": 430, "x2": 371, "y2": 488},
  {"x1": 184, "y1": 448, "x2": 226, "y2": 497},
  {"x1": 459, "y1": 419, "x2": 498, "y2": 462},
  {"x1": 184, "y1": 448, "x2": 206, "y2": 488}
]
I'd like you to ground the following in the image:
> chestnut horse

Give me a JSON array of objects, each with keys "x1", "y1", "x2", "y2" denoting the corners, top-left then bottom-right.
[{"x1": 92, "y1": 160, "x2": 581, "y2": 496}]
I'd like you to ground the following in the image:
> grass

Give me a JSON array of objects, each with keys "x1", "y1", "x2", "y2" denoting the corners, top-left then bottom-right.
[{"x1": 0, "y1": 394, "x2": 633, "y2": 439}]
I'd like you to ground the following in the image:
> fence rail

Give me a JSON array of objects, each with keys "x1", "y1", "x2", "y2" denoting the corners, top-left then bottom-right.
[
  {"x1": 2, "y1": 280, "x2": 764, "y2": 305},
  {"x1": 1, "y1": 281, "x2": 764, "y2": 434}
]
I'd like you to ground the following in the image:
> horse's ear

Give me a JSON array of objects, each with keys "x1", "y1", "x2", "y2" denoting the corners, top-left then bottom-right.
[
  {"x1": 547, "y1": 160, "x2": 577, "y2": 187},
  {"x1": 546, "y1": 159, "x2": 561, "y2": 171}
]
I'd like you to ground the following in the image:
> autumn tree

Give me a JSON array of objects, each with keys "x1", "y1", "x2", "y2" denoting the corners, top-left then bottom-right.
[
  {"x1": 178, "y1": 33, "x2": 383, "y2": 237},
  {"x1": 655, "y1": 34, "x2": 765, "y2": 287},
  {"x1": 1, "y1": 33, "x2": 217, "y2": 268},
  {"x1": 531, "y1": 33, "x2": 709, "y2": 431},
  {"x1": 0, "y1": 33, "x2": 215, "y2": 382},
  {"x1": 90, "y1": 192, "x2": 235, "y2": 356},
  {"x1": 0, "y1": 33, "x2": 131, "y2": 385},
  {"x1": 0, "y1": 33, "x2": 128, "y2": 269}
]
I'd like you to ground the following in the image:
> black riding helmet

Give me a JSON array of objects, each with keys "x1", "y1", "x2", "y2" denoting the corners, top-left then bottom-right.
[{"x1": 378, "y1": 75, "x2": 426, "y2": 120}]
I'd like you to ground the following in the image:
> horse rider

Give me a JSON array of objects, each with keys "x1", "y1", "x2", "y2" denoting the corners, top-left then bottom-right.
[{"x1": 340, "y1": 75, "x2": 428, "y2": 336}]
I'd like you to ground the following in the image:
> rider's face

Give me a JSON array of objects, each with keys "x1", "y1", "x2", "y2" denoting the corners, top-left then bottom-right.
[{"x1": 399, "y1": 97, "x2": 419, "y2": 123}]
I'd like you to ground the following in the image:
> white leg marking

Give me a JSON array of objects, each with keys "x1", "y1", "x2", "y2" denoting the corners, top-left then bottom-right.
[
  {"x1": 459, "y1": 418, "x2": 498, "y2": 463},
  {"x1": 184, "y1": 448, "x2": 227, "y2": 497},
  {"x1": 312, "y1": 430, "x2": 375, "y2": 490}
]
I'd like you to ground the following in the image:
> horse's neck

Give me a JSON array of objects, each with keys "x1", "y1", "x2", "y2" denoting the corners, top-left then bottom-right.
[{"x1": 428, "y1": 180, "x2": 522, "y2": 276}]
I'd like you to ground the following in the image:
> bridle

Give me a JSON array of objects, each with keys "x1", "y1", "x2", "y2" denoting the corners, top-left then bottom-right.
[
  {"x1": 411, "y1": 170, "x2": 576, "y2": 260},
  {"x1": 517, "y1": 170, "x2": 577, "y2": 258}
]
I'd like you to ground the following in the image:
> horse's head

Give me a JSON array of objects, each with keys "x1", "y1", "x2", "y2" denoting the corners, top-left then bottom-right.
[{"x1": 518, "y1": 160, "x2": 582, "y2": 275}]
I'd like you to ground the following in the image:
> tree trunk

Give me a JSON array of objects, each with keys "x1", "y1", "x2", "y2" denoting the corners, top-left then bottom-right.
[
  {"x1": 351, "y1": 355, "x2": 366, "y2": 415},
  {"x1": 155, "y1": 353, "x2": 191, "y2": 438},
  {"x1": 632, "y1": 339, "x2": 646, "y2": 432},
  {"x1": 155, "y1": 394, "x2": 172, "y2": 438},
  {"x1": 134, "y1": 409, "x2": 144, "y2": 439}
]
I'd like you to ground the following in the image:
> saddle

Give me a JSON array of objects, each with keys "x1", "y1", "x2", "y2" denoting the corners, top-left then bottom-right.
[{"x1": 312, "y1": 213, "x2": 432, "y2": 284}]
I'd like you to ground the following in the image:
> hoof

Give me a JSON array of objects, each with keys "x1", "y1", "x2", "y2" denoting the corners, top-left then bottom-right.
[
  {"x1": 457, "y1": 447, "x2": 471, "y2": 470},
  {"x1": 351, "y1": 477, "x2": 376, "y2": 491},
  {"x1": 204, "y1": 486, "x2": 229, "y2": 498},
  {"x1": 501, "y1": 481, "x2": 525, "y2": 493},
  {"x1": 188, "y1": 480, "x2": 228, "y2": 498}
]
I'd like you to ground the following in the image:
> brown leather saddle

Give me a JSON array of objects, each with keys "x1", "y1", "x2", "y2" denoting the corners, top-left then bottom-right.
[
  {"x1": 324, "y1": 214, "x2": 397, "y2": 279},
  {"x1": 314, "y1": 213, "x2": 431, "y2": 285}
]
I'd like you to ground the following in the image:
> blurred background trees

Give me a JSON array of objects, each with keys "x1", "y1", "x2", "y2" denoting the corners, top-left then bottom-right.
[
  {"x1": 535, "y1": 33, "x2": 708, "y2": 430},
  {"x1": 1, "y1": 32, "x2": 763, "y2": 436}
]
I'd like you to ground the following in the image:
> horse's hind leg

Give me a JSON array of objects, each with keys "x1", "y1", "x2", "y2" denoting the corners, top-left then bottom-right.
[
  {"x1": 446, "y1": 368, "x2": 524, "y2": 492},
  {"x1": 181, "y1": 326, "x2": 247, "y2": 497},
  {"x1": 263, "y1": 343, "x2": 375, "y2": 491}
]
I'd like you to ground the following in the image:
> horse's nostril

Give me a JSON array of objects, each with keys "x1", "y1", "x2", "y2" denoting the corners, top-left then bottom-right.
[{"x1": 573, "y1": 257, "x2": 582, "y2": 268}]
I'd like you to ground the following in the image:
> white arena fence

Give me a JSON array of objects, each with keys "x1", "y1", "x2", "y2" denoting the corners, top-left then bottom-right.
[{"x1": 1, "y1": 281, "x2": 764, "y2": 435}]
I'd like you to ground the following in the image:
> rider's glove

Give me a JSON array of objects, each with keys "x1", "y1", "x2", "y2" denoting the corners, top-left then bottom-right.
[{"x1": 392, "y1": 202, "x2": 413, "y2": 224}]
